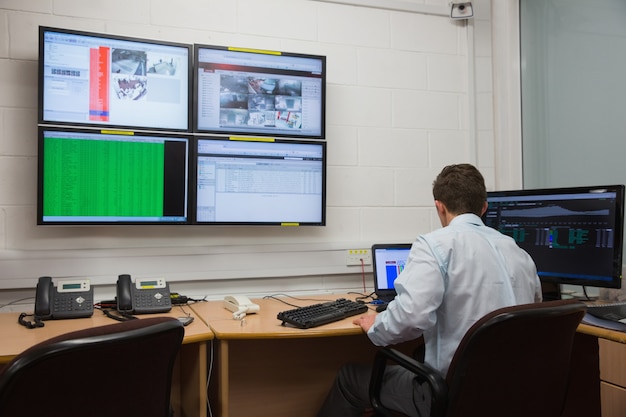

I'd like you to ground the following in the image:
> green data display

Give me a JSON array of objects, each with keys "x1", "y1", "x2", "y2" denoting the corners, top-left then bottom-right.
[{"x1": 43, "y1": 137, "x2": 165, "y2": 217}]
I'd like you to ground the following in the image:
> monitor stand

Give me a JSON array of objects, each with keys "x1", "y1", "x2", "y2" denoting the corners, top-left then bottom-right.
[{"x1": 541, "y1": 282, "x2": 562, "y2": 301}]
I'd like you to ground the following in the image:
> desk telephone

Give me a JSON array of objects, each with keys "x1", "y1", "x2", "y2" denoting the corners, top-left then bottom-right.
[
  {"x1": 116, "y1": 274, "x2": 172, "y2": 314},
  {"x1": 34, "y1": 276, "x2": 94, "y2": 320},
  {"x1": 223, "y1": 295, "x2": 260, "y2": 320}
]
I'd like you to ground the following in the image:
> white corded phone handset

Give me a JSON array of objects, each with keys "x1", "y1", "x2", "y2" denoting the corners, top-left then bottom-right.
[{"x1": 223, "y1": 295, "x2": 260, "y2": 320}]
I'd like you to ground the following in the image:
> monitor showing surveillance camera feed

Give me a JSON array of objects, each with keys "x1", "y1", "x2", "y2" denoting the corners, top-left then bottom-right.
[{"x1": 194, "y1": 44, "x2": 326, "y2": 139}]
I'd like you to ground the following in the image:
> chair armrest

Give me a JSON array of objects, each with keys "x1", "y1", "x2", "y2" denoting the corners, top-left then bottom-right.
[{"x1": 369, "y1": 347, "x2": 448, "y2": 417}]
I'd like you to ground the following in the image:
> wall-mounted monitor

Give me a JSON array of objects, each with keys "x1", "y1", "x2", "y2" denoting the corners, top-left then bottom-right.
[
  {"x1": 193, "y1": 137, "x2": 326, "y2": 225},
  {"x1": 194, "y1": 45, "x2": 326, "y2": 139},
  {"x1": 483, "y1": 185, "x2": 625, "y2": 290},
  {"x1": 38, "y1": 127, "x2": 190, "y2": 225},
  {"x1": 39, "y1": 26, "x2": 192, "y2": 131}
]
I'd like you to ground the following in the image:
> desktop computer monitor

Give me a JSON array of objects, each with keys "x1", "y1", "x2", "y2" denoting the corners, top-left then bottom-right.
[
  {"x1": 39, "y1": 26, "x2": 192, "y2": 132},
  {"x1": 194, "y1": 44, "x2": 326, "y2": 139},
  {"x1": 192, "y1": 137, "x2": 326, "y2": 225},
  {"x1": 38, "y1": 127, "x2": 190, "y2": 224},
  {"x1": 483, "y1": 185, "x2": 625, "y2": 292}
]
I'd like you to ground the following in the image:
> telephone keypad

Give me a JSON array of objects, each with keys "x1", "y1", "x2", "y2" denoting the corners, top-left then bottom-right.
[
  {"x1": 52, "y1": 293, "x2": 94, "y2": 319},
  {"x1": 132, "y1": 290, "x2": 171, "y2": 314}
]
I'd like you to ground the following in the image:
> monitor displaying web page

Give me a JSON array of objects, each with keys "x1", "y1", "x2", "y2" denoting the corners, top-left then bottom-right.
[
  {"x1": 484, "y1": 185, "x2": 625, "y2": 289},
  {"x1": 39, "y1": 26, "x2": 191, "y2": 131},
  {"x1": 38, "y1": 128, "x2": 190, "y2": 224},
  {"x1": 194, "y1": 44, "x2": 326, "y2": 139},
  {"x1": 193, "y1": 137, "x2": 326, "y2": 225}
]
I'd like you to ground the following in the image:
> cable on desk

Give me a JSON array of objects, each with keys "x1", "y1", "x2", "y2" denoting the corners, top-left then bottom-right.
[
  {"x1": 581, "y1": 286, "x2": 596, "y2": 301},
  {"x1": 18, "y1": 312, "x2": 44, "y2": 329},
  {"x1": 352, "y1": 291, "x2": 375, "y2": 303},
  {"x1": 97, "y1": 307, "x2": 138, "y2": 322},
  {"x1": 263, "y1": 292, "x2": 376, "y2": 307},
  {"x1": 95, "y1": 300, "x2": 117, "y2": 309},
  {"x1": 0, "y1": 296, "x2": 36, "y2": 311},
  {"x1": 170, "y1": 293, "x2": 208, "y2": 305},
  {"x1": 176, "y1": 304, "x2": 192, "y2": 317},
  {"x1": 263, "y1": 293, "x2": 336, "y2": 308},
  {"x1": 349, "y1": 292, "x2": 391, "y2": 312}
]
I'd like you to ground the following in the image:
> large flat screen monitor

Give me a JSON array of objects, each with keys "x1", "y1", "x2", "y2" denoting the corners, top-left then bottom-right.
[
  {"x1": 39, "y1": 26, "x2": 192, "y2": 131},
  {"x1": 484, "y1": 185, "x2": 625, "y2": 289},
  {"x1": 194, "y1": 45, "x2": 326, "y2": 139},
  {"x1": 38, "y1": 127, "x2": 190, "y2": 224},
  {"x1": 193, "y1": 137, "x2": 326, "y2": 225}
]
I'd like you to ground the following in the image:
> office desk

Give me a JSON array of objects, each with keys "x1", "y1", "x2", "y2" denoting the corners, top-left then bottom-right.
[
  {"x1": 0, "y1": 308, "x2": 213, "y2": 417},
  {"x1": 193, "y1": 294, "x2": 626, "y2": 417},
  {"x1": 578, "y1": 323, "x2": 626, "y2": 417},
  {"x1": 192, "y1": 294, "x2": 421, "y2": 417}
]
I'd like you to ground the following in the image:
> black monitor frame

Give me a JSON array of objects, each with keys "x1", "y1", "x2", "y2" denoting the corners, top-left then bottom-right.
[
  {"x1": 193, "y1": 44, "x2": 326, "y2": 139},
  {"x1": 38, "y1": 26, "x2": 193, "y2": 132},
  {"x1": 191, "y1": 136, "x2": 326, "y2": 226},
  {"x1": 484, "y1": 185, "x2": 625, "y2": 290},
  {"x1": 37, "y1": 127, "x2": 191, "y2": 225}
]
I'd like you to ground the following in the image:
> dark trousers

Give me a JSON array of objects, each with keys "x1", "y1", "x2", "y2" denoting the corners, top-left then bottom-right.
[{"x1": 316, "y1": 363, "x2": 431, "y2": 417}]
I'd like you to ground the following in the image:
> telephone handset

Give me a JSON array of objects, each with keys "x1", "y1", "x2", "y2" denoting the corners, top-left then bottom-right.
[
  {"x1": 34, "y1": 276, "x2": 94, "y2": 320},
  {"x1": 116, "y1": 274, "x2": 172, "y2": 314},
  {"x1": 223, "y1": 295, "x2": 260, "y2": 320}
]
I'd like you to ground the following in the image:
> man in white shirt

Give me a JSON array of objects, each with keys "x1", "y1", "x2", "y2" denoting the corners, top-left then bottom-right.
[{"x1": 316, "y1": 163, "x2": 542, "y2": 417}]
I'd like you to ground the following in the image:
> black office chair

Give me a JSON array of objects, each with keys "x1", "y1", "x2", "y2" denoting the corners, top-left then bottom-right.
[
  {"x1": 369, "y1": 299, "x2": 587, "y2": 417},
  {"x1": 0, "y1": 316, "x2": 184, "y2": 417}
]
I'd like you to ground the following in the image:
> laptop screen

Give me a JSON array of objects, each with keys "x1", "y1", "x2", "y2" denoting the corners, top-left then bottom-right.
[{"x1": 371, "y1": 243, "x2": 412, "y2": 298}]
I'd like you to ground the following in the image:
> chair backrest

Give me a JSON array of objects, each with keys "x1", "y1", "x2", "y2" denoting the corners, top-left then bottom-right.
[
  {"x1": 443, "y1": 299, "x2": 586, "y2": 417},
  {"x1": 0, "y1": 316, "x2": 184, "y2": 417}
]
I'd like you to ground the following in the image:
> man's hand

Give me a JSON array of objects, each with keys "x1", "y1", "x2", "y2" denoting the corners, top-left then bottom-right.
[{"x1": 353, "y1": 313, "x2": 377, "y2": 332}]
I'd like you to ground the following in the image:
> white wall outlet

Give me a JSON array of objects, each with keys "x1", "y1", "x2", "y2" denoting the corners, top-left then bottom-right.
[{"x1": 346, "y1": 249, "x2": 372, "y2": 266}]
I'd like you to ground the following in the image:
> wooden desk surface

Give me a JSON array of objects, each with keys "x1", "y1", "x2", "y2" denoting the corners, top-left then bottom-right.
[
  {"x1": 0, "y1": 307, "x2": 213, "y2": 364},
  {"x1": 191, "y1": 293, "x2": 376, "y2": 339},
  {"x1": 577, "y1": 323, "x2": 626, "y2": 344}
]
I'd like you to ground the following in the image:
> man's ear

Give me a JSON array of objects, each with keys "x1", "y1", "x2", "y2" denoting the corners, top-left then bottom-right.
[
  {"x1": 480, "y1": 201, "x2": 488, "y2": 216},
  {"x1": 435, "y1": 200, "x2": 446, "y2": 215}
]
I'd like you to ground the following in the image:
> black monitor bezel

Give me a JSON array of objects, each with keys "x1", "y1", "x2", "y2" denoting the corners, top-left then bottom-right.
[
  {"x1": 37, "y1": 126, "x2": 192, "y2": 225},
  {"x1": 191, "y1": 136, "x2": 327, "y2": 226},
  {"x1": 193, "y1": 44, "x2": 326, "y2": 139},
  {"x1": 371, "y1": 243, "x2": 412, "y2": 299},
  {"x1": 38, "y1": 26, "x2": 193, "y2": 132},
  {"x1": 484, "y1": 184, "x2": 625, "y2": 289}
]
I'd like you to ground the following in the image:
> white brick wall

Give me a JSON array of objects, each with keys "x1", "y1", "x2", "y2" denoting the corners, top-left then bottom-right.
[{"x1": 0, "y1": 0, "x2": 501, "y2": 305}]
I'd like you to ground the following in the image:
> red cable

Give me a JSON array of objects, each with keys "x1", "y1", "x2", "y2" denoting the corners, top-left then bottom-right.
[{"x1": 361, "y1": 258, "x2": 366, "y2": 293}]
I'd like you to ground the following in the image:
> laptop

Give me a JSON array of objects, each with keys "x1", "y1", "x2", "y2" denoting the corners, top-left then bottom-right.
[{"x1": 371, "y1": 243, "x2": 412, "y2": 304}]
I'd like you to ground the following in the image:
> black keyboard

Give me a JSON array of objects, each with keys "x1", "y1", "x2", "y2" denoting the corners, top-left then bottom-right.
[
  {"x1": 277, "y1": 298, "x2": 369, "y2": 329},
  {"x1": 587, "y1": 302, "x2": 626, "y2": 322}
]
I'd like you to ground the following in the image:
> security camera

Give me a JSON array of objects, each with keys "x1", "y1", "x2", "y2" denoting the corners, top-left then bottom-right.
[{"x1": 450, "y1": 1, "x2": 473, "y2": 20}]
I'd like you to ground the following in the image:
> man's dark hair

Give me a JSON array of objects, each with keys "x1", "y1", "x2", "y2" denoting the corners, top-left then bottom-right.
[{"x1": 432, "y1": 163, "x2": 487, "y2": 216}]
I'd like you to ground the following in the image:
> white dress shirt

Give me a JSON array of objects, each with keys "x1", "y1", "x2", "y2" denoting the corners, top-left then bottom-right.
[{"x1": 368, "y1": 213, "x2": 542, "y2": 376}]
